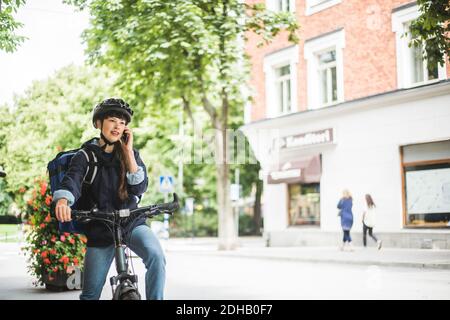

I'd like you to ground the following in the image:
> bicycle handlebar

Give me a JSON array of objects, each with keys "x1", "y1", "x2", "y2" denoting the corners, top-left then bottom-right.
[{"x1": 70, "y1": 193, "x2": 180, "y2": 222}]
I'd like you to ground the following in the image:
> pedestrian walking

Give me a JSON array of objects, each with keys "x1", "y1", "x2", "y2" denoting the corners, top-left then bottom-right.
[
  {"x1": 337, "y1": 189, "x2": 354, "y2": 251},
  {"x1": 362, "y1": 194, "x2": 382, "y2": 250}
]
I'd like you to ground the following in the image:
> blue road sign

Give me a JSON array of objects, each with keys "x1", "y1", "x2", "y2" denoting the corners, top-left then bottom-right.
[{"x1": 159, "y1": 175, "x2": 174, "y2": 193}]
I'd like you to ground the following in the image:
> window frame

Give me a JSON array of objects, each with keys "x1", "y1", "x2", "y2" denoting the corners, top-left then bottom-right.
[
  {"x1": 266, "y1": 0, "x2": 296, "y2": 13},
  {"x1": 400, "y1": 140, "x2": 450, "y2": 229},
  {"x1": 317, "y1": 49, "x2": 338, "y2": 106},
  {"x1": 274, "y1": 65, "x2": 292, "y2": 114},
  {"x1": 264, "y1": 45, "x2": 299, "y2": 118},
  {"x1": 304, "y1": 29, "x2": 345, "y2": 110},
  {"x1": 305, "y1": 0, "x2": 342, "y2": 16},
  {"x1": 392, "y1": 4, "x2": 447, "y2": 89}
]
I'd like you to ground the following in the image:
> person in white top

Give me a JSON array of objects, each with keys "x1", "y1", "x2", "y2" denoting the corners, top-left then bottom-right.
[{"x1": 362, "y1": 194, "x2": 382, "y2": 250}]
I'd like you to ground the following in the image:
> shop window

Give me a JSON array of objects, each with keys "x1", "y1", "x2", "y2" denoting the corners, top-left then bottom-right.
[
  {"x1": 402, "y1": 140, "x2": 450, "y2": 228},
  {"x1": 288, "y1": 183, "x2": 320, "y2": 226}
]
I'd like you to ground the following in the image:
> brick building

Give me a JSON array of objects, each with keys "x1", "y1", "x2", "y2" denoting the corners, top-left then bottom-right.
[{"x1": 241, "y1": 0, "x2": 450, "y2": 248}]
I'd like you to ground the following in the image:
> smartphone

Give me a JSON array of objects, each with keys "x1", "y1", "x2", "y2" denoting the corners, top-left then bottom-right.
[{"x1": 121, "y1": 132, "x2": 129, "y2": 144}]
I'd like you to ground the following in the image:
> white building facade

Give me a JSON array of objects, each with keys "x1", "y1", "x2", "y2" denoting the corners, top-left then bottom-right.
[{"x1": 242, "y1": 1, "x2": 450, "y2": 248}]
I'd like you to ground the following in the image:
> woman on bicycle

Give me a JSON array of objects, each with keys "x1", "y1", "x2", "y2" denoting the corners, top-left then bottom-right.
[{"x1": 53, "y1": 98, "x2": 166, "y2": 300}]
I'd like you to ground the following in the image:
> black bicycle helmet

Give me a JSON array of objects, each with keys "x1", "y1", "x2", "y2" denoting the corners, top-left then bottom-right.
[{"x1": 92, "y1": 98, "x2": 133, "y2": 128}]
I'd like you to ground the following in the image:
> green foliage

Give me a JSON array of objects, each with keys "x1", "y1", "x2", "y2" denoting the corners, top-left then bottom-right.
[
  {"x1": 0, "y1": 65, "x2": 118, "y2": 199},
  {"x1": 0, "y1": 0, "x2": 27, "y2": 52},
  {"x1": 0, "y1": 178, "x2": 13, "y2": 215},
  {"x1": 170, "y1": 207, "x2": 219, "y2": 237},
  {"x1": 409, "y1": 0, "x2": 450, "y2": 67},
  {"x1": 21, "y1": 178, "x2": 87, "y2": 287}
]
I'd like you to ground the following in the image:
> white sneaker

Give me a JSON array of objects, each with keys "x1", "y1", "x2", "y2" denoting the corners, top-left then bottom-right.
[
  {"x1": 347, "y1": 243, "x2": 355, "y2": 252},
  {"x1": 377, "y1": 240, "x2": 382, "y2": 250}
]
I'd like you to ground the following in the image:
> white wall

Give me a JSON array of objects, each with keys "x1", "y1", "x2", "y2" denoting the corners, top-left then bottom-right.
[
  {"x1": 263, "y1": 182, "x2": 288, "y2": 231},
  {"x1": 261, "y1": 92, "x2": 450, "y2": 233}
]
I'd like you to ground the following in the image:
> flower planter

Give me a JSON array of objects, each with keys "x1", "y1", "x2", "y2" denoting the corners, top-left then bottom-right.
[{"x1": 43, "y1": 267, "x2": 83, "y2": 292}]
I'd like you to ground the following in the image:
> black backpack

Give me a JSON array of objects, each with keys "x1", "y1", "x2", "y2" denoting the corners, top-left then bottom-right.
[{"x1": 47, "y1": 147, "x2": 99, "y2": 234}]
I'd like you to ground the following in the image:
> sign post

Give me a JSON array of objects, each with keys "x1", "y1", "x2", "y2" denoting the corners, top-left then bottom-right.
[
  {"x1": 159, "y1": 175, "x2": 174, "y2": 240},
  {"x1": 185, "y1": 197, "x2": 195, "y2": 238}
]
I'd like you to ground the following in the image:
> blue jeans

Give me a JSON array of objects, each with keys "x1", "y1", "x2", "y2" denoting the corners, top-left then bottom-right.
[
  {"x1": 79, "y1": 224, "x2": 166, "y2": 300},
  {"x1": 343, "y1": 230, "x2": 352, "y2": 243}
]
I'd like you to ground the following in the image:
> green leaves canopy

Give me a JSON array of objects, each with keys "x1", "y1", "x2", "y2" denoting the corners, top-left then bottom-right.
[
  {"x1": 0, "y1": 0, "x2": 26, "y2": 52},
  {"x1": 409, "y1": 0, "x2": 450, "y2": 67}
]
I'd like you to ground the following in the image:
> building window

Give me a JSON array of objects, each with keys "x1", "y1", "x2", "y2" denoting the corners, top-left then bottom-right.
[
  {"x1": 288, "y1": 183, "x2": 320, "y2": 226},
  {"x1": 318, "y1": 50, "x2": 337, "y2": 105},
  {"x1": 266, "y1": 0, "x2": 295, "y2": 13},
  {"x1": 304, "y1": 28, "x2": 345, "y2": 110},
  {"x1": 305, "y1": 0, "x2": 342, "y2": 16},
  {"x1": 392, "y1": 4, "x2": 447, "y2": 89},
  {"x1": 275, "y1": 65, "x2": 292, "y2": 113},
  {"x1": 264, "y1": 45, "x2": 299, "y2": 118},
  {"x1": 401, "y1": 140, "x2": 450, "y2": 228}
]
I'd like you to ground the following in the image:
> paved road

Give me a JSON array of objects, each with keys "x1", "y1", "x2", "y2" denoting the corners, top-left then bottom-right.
[{"x1": 1, "y1": 240, "x2": 449, "y2": 300}]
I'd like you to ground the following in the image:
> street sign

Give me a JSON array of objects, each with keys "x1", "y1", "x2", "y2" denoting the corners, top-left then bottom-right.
[
  {"x1": 185, "y1": 197, "x2": 194, "y2": 216},
  {"x1": 159, "y1": 175, "x2": 174, "y2": 193},
  {"x1": 230, "y1": 184, "x2": 240, "y2": 201}
]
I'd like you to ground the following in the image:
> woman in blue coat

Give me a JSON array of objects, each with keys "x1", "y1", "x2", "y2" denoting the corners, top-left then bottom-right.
[{"x1": 337, "y1": 189, "x2": 354, "y2": 251}]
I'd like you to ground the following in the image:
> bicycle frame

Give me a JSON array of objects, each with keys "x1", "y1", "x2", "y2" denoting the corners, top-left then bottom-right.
[{"x1": 69, "y1": 193, "x2": 179, "y2": 300}]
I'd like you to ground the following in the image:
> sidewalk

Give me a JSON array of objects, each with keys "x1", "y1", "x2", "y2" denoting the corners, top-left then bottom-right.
[{"x1": 164, "y1": 236, "x2": 450, "y2": 270}]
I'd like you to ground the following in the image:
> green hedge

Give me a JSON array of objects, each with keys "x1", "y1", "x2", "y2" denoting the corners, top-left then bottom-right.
[{"x1": 0, "y1": 215, "x2": 22, "y2": 224}]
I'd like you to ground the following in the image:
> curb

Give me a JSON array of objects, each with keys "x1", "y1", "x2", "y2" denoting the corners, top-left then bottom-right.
[{"x1": 168, "y1": 249, "x2": 450, "y2": 270}]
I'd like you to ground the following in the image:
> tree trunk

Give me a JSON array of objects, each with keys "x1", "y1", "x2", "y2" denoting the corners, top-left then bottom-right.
[
  {"x1": 253, "y1": 179, "x2": 263, "y2": 235},
  {"x1": 215, "y1": 126, "x2": 238, "y2": 250}
]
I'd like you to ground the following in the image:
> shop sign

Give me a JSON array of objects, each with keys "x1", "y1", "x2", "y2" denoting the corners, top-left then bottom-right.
[{"x1": 278, "y1": 128, "x2": 333, "y2": 150}]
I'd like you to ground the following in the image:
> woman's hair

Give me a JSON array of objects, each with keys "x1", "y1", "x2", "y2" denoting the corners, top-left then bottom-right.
[
  {"x1": 365, "y1": 194, "x2": 376, "y2": 208},
  {"x1": 101, "y1": 112, "x2": 129, "y2": 202},
  {"x1": 342, "y1": 189, "x2": 352, "y2": 199}
]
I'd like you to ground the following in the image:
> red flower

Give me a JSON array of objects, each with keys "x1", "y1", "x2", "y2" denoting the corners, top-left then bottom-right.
[
  {"x1": 40, "y1": 182, "x2": 47, "y2": 196},
  {"x1": 69, "y1": 238, "x2": 75, "y2": 245},
  {"x1": 49, "y1": 249, "x2": 57, "y2": 255},
  {"x1": 43, "y1": 258, "x2": 51, "y2": 265},
  {"x1": 59, "y1": 256, "x2": 69, "y2": 264},
  {"x1": 19, "y1": 187, "x2": 26, "y2": 193},
  {"x1": 51, "y1": 236, "x2": 57, "y2": 243},
  {"x1": 63, "y1": 232, "x2": 70, "y2": 237},
  {"x1": 60, "y1": 235, "x2": 66, "y2": 242},
  {"x1": 39, "y1": 223, "x2": 45, "y2": 229},
  {"x1": 45, "y1": 195, "x2": 52, "y2": 206},
  {"x1": 44, "y1": 214, "x2": 51, "y2": 223},
  {"x1": 52, "y1": 267, "x2": 58, "y2": 272},
  {"x1": 72, "y1": 258, "x2": 79, "y2": 266},
  {"x1": 41, "y1": 251, "x2": 48, "y2": 258}
]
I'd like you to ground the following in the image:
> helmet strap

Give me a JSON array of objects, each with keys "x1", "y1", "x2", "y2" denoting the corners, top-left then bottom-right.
[{"x1": 99, "y1": 120, "x2": 115, "y2": 150}]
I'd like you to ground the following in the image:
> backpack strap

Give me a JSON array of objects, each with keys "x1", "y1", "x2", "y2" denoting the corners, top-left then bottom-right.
[{"x1": 79, "y1": 148, "x2": 99, "y2": 185}]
